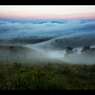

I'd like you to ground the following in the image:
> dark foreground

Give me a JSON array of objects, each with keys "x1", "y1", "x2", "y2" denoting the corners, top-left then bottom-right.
[{"x1": 0, "y1": 61, "x2": 95, "y2": 90}]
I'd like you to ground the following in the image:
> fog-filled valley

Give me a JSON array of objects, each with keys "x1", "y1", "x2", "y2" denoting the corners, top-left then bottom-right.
[{"x1": 0, "y1": 20, "x2": 95, "y2": 65}]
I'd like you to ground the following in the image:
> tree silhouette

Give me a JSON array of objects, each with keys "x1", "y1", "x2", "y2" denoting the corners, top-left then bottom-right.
[
  {"x1": 66, "y1": 47, "x2": 73, "y2": 55},
  {"x1": 81, "y1": 46, "x2": 91, "y2": 53}
]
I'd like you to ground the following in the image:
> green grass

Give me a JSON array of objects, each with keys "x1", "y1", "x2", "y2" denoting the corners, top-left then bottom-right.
[{"x1": 0, "y1": 61, "x2": 95, "y2": 90}]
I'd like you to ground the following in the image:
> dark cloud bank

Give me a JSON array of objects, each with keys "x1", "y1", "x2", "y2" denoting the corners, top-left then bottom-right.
[{"x1": 0, "y1": 19, "x2": 95, "y2": 64}]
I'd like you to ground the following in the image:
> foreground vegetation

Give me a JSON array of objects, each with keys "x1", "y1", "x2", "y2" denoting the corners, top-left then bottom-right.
[{"x1": 0, "y1": 61, "x2": 95, "y2": 90}]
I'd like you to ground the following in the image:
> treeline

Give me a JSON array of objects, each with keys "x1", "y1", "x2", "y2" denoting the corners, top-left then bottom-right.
[
  {"x1": 0, "y1": 36, "x2": 53, "y2": 44},
  {"x1": 65, "y1": 46, "x2": 95, "y2": 56}
]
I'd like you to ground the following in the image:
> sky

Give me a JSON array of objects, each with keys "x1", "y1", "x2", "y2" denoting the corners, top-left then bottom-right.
[{"x1": 0, "y1": 5, "x2": 95, "y2": 22}]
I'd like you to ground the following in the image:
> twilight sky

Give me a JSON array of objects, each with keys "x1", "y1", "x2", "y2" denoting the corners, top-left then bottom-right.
[{"x1": 0, "y1": 5, "x2": 95, "y2": 22}]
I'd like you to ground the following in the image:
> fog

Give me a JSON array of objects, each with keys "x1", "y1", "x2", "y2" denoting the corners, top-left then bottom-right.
[
  {"x1": 23, "y1": 44, "x2": 95, "y2": 65},
  {"x1": 0, "y1": 20, "x2": 95, "y2": 65}
]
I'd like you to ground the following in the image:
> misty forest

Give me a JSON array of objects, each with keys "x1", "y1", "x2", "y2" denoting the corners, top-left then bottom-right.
[{"x1": 0, "y1": 20, "x2": 95, "y2": 90}]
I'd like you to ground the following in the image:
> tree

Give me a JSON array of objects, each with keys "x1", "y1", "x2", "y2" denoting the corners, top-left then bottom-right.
[
  {"x1": 65, "y1": 47, "x2": 78, "y2": 57},
  {"x1": 81, "y1": 46, "x2": 91, "y2": 53},
  {"x1": 66, "y1": 47, "x2": 73, "y2": 55}
]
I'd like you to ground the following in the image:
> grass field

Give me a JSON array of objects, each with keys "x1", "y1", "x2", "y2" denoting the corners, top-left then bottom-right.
[{"x1": 0, "y1": 60, "x2": 95, "y2": 90}]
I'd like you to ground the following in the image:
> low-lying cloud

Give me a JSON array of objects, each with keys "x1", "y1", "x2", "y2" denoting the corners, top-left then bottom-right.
[
  {"x1": 0, "y1": 20, "x2": 95, "y2": 39},
  {"x1": 0, "y1": 19, "x2": 95, "y2": 49}
]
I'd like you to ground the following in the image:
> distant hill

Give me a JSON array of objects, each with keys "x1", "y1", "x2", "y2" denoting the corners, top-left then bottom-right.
[
  {"x1": 0, "y1": 36, "x2": 54, "y2": 45},
  {"x1": 0, "y1": 45, "x2": 45, "y2": 63},
  {"x1": 31, "y1": 33, "x2": 95, "y2": 51}
]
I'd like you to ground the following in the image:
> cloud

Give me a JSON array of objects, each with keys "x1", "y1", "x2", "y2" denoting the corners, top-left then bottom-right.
[{"x1": 0, "y1": 20, "x2": 95, "y2": 48}]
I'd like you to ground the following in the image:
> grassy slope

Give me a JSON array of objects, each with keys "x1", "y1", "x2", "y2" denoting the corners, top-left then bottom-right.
[
  {"x1": 0, "y1": 61, "x2": 95, "y2": 90},
  {"x1": 0, "y1": 45, "x2": 46, "y2": 63}
]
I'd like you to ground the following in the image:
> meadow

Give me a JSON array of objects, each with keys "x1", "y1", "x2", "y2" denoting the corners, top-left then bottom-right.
[{"x1": 0, "y1": 60, "x2": 95, "y2": 90}]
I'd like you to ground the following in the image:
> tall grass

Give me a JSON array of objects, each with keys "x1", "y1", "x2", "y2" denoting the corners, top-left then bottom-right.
[{"x1": 0, "y1": 61, "x2": 95, "y2": 90}]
